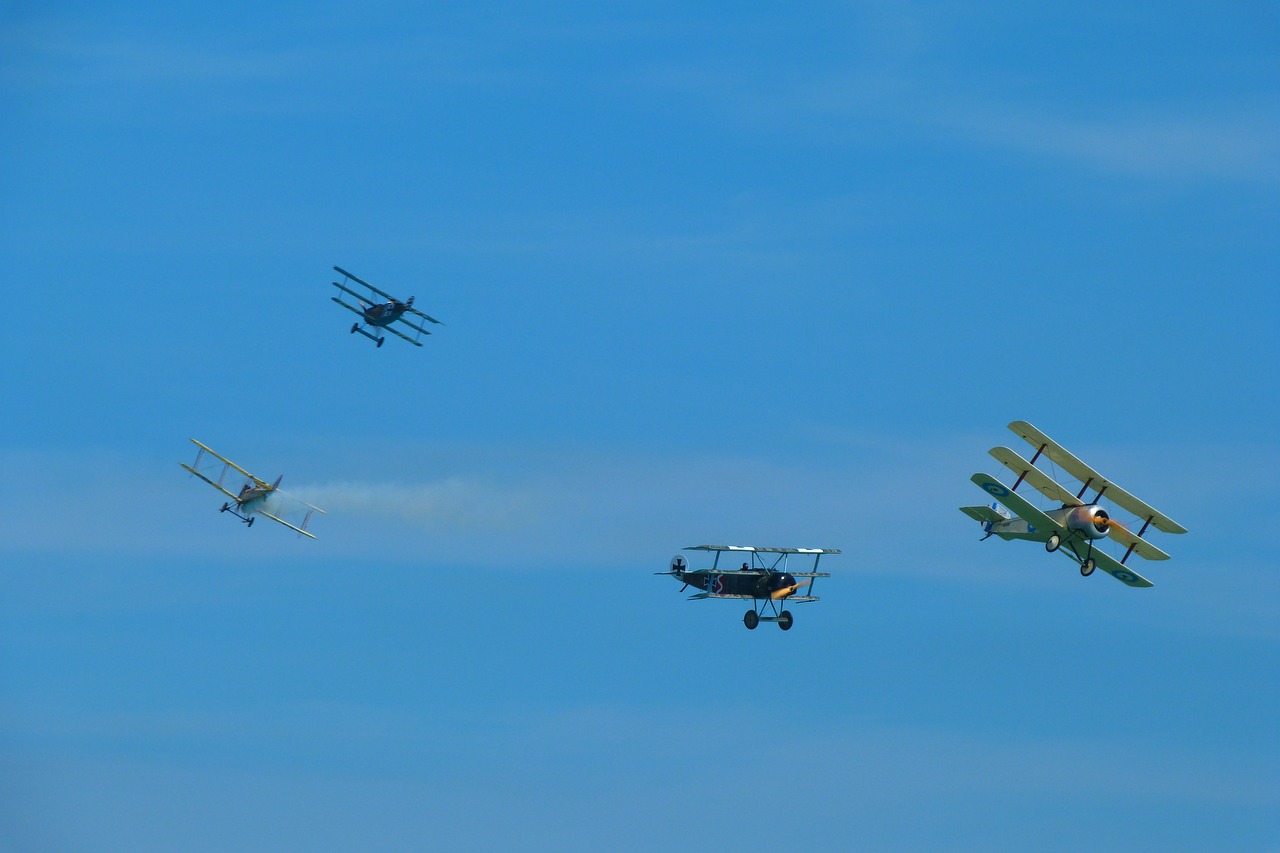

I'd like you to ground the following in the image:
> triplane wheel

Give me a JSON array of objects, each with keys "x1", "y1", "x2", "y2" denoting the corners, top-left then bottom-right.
[
  {"x1": 1080, "y1": 558, "x2": 1096, "y2": 577},
  {"x1": 351, "y1": 323, "x2": 359, "y2": 334},
  {"x1": 1045, "y1": 533, "x2": 1061, "y2": 553},
  {"x1": 743, "y1": 610, "x2": 759, "y2": 630},
  {"x1": 778, "y1": 610, "x2": 794, "y2": 631},
  {"x1": 376, "y1": 337, "x2": 385, "y2": 348}
]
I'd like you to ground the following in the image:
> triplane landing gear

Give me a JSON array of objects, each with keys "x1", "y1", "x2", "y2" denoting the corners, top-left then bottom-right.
[{"x1": 743, "y1": 600, "x2": 795, "y2": 631}]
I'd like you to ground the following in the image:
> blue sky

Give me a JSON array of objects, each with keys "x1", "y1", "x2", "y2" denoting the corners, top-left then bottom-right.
[{"x1": 1, "y1": 2, "x2": 1277, "y2": 850}]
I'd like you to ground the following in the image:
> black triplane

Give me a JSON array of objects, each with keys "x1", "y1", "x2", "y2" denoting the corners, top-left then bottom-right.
[{"x1": 657, "y1": 545, "x2": 839, "y2": 630}]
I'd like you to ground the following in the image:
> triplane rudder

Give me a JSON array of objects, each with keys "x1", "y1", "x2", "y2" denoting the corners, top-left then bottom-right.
[
  {"x1": 657, "y1": 545, "x2": 840, "y2": 630},
  {"x1": 959, "y1": 420, "x2": 1186, "y2": 588}
]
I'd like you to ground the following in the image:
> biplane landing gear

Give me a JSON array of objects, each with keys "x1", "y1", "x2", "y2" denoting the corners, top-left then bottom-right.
[
  {"x1": 778, "y1": 610, "x2": 794, "y2": 631},
  {"x1": 1080, "y1": 558, "x2": 1096, "y2": 577},
  {"x1": 246, "y1": 516, "x2": 255, "y2": 528},
  {"x1": 220, "y1": 502, "x2": 230, "y2": 513},
  {"x1": 744, "y1": 610, "x2": 759, "y2": 630},
  {"x1": 1045, "y1": 533, "x2": 1061, "y2": 553}
]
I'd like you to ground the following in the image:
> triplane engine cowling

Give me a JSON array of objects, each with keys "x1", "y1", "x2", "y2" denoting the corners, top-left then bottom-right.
[{"x1": 1064, "y1": 505, "x2": 1111, "y2": 539}]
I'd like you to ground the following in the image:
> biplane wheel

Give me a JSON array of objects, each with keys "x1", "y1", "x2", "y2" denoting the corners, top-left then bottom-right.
[
  {"x1": 1045, "y1": 534, "x2": 1061, "y2": 553},
  {"x1": 1081, "y1": 558, "x2": 1096, "y2": 577},
  {"x1": 247, "y1": 517, "x2": 255, "y2": 528},
  {"x1": 778, "y1": 610, "x2": 794, "y2": 631},
  {"x1": 351, "y1": 323, "x2": 359, "y2": 334},
  {"x1": 220, "y1": 503, "x2": 229, "y2": 513},
  {"x1": 743, "y1": 610, "x2": 759, "y2": 630}
]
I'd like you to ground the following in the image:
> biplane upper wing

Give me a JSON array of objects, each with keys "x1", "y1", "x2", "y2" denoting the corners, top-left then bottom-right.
[
  {"x1": 1008, "y1": 421, "x2": 1187, "y2": 534},
  {"x1": 185, "y1": 439, "x2": 268, "y2": 488},
  {"x1": 970, "y1": 473, "x2": 1059, "y2": 539},
  {"x1": 334, "y1": 265, "x2": 395, "y2": 301},
  {"x1": 684, "y1": 545, "x2": 842, "y2": 554}
]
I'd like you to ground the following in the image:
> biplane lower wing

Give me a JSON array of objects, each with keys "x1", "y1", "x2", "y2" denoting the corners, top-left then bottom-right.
[
  {"x1": 259, "y1": 509, "x2": 319, "y2": 540},
  {"x1": 180, "y1": 464, "x2": 238, "y2": 501},
  {"x1": 970, "y1": 473, "x2": 1057, "y2": 540},
  {"x1": 334, "y1": 265, "x2": 394, "y2": 301}
]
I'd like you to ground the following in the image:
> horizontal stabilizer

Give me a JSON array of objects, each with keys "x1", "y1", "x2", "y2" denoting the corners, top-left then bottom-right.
[{"x1": 959, "y1": 505, "x2": 1005, "y2": 524}]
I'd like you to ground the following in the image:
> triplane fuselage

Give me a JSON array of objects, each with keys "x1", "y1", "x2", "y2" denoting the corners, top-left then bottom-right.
[
  {"x1": 960, "y1": 421, "x2": 1186, "y2": 588},
  {"x1": 330, "y1": 265, "x2": 443, "y2": 349},
  {"x1": 659, "y1": 545, "x2": 839, "y2": 630}
]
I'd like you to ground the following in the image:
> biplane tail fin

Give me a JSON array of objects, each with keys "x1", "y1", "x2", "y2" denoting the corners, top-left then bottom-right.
[{"x1": 271, "y1": 474, "x2": 283, "y2": 491}]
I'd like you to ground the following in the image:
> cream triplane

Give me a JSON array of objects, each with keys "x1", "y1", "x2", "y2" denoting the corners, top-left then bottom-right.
[
  {"x1": 960, "y1": 421, "x2": 1186, "y2": 587},
  {"x1": 657, "y1": 545, "x2": 839, "y2": 630},
  {"x1": 181, "y1": 440, "x2": 325, "y2": 538}
]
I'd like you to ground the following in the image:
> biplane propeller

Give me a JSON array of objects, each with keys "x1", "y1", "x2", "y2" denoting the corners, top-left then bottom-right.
[
  {"x1": 960, "y1": 421, "x2": 1186, "y2": 587},
  {"x1": 181, "y1": 440, "x2": 325, "y2": 538},
  {"x1": 657, "y1": 545, "x2": 839, "y2": 630},
  {"x1": 331, "y1": 265, "x2": 442, "y2": 348}
]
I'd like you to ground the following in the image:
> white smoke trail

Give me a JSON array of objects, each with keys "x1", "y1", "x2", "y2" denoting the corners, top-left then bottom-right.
[{"x1": 293, "y1": 478, "x2": 537, "y2": 533}]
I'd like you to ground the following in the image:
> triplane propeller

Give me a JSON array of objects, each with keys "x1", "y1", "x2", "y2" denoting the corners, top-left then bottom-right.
[
  {"x1": 330, "y1": 265, "x2": 442, "y2": 348},
  {"x1": 960, "y1": 421, "x2": 1186, "y2": 587},
  {"x1": 181, "y1": 439, "x2": 325, "y2": 539},
  {"x1": 658, "y1": 545, "x2": 840, "y2": 630}
]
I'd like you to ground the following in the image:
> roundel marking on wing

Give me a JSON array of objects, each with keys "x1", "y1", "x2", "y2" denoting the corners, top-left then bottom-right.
[
  {"x1": 982, "y1": 482, "x2": 1009, "y2": 498},
  {"x1": 1113, "y1": 570, "x2": 1135, "y2": 583}
]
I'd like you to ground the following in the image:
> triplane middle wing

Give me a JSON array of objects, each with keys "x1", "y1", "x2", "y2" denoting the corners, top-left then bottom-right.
[
  {"x1": 960, "y1": 422, "x2": 1186, "y2": 588},
  {"x1": 657, "y1": 545, "x2": 840, "y2": 630},
  {"x1": 181, "y1": 439, "x2": 325, "y2": 539}
]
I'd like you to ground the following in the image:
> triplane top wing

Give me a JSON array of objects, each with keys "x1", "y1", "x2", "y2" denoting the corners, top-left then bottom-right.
[
  {"x1": 181, "y1": 439, "x2": 325, "y2": 539},
  {"x1": 961, "y1": 422, "x2": 1185, "y2": 588},
  {"x1": 1008, "y1": 421, "x2": 1187, "y2": 534}
]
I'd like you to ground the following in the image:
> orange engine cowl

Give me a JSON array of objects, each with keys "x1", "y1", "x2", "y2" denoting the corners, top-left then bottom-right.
[{"x1": 1065, "y1": 505, "x2": 1111, "y2": 539}]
